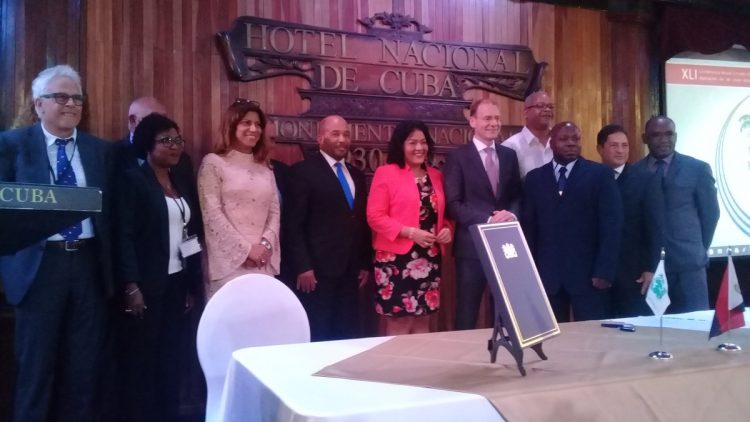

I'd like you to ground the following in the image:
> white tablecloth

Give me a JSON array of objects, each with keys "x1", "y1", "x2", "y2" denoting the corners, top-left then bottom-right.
[{"x1": 218, "y1": 310, "x2": 748, "y2": 421}]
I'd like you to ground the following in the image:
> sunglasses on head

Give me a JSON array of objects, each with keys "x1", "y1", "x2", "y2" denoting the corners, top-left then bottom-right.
[{"x1": 234, "y1": 98, "x2": 261, "y2": 107}]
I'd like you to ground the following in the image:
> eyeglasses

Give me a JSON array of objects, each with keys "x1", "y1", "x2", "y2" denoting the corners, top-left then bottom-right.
[
  {"x1": 234, "y1": 98, "x2": 260, "y2": 107},
  {"x1": 155, "y1": 136, "x2": 185, "y2": 147},
  {"x1": 40, "y1": 93, "x2": 85, "y2": 106},
  {"x1": 525, "y1": 103, "x2": 555, "y2": 111}
]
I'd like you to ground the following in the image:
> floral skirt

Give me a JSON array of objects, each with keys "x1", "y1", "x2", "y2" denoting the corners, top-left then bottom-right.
[{"x1": 373, "y1": 247, "x2": 441, "y2": 317}]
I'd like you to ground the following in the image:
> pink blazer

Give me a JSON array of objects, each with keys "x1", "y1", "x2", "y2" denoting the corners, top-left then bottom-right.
[{"x1": 367, "y1": 164, "x2": 450, "y2": 255}]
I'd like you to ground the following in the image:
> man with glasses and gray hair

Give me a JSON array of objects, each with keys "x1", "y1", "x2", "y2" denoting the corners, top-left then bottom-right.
[
  {"x1": 503, "y1": 90, "x2": 555, "y2": 179},
  {"x1": 0, "y1": 64, "x2": 113, "y2": 422}
]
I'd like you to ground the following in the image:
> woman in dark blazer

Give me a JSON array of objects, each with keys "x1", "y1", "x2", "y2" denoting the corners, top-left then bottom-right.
[{"x1": 115, "y1": 113, "x2": 203, "y2": 422}]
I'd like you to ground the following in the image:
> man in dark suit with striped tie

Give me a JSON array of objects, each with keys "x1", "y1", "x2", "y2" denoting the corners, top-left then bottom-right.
[
  {"x1": 522, "y1": 121, "x2": 623, "y2": 322},
  {"x1": 285, "y1": 115, "x2": 372, "y2": 341},
  {"x1": 0, "y1": 65, "x2": 113, "y2": 422}
]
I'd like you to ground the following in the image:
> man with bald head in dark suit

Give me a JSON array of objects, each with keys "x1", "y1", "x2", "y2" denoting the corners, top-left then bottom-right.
[
  {"x1": 285, "y1": 115, "x2": 372, "y2": 341},
  {"x1": 522, "y1": 122, "x2": 623, "y2": 322}
]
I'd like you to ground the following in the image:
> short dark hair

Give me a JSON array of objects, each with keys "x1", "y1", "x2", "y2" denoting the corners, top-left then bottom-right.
[
  {"x1": 132, "y1": 113, "x2": 180, "y2": 159},
  {"x1": 596, "y1": 124, "x2": 627, "y2": 146},
  {"x1": 386, "y1": 120, "x2": 435, "y2": 168}
]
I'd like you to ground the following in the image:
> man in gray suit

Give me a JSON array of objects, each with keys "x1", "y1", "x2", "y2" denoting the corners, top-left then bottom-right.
[
  {"x1": 633, "y1": 115, "x2": 719, "y2": 313},
  {"x1": 0, "y1": 65, "x2": 113, "y2": 422}
]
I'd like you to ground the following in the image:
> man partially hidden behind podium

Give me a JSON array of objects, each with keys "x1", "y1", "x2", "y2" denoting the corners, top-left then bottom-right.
[
  {"x1": 522, "y1": 122, "x2": 622, "y2": 322},
  {"x1": 0, "y1": 65, "x2": 113, "y2": 422}
]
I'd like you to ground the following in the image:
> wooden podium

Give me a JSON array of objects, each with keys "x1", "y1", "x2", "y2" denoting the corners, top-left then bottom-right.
[{"x1": 0, "y1": 182, "x2": 102, "y2": 254}]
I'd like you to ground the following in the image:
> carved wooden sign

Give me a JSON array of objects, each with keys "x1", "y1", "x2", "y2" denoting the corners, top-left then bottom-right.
[{"x1": 217, "y1": 13, "x2": 546, "y2": 171}]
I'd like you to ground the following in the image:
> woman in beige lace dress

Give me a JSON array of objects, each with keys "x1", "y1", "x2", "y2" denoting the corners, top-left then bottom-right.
[{"x1": 197, "y1": 99, "x2": 280, "y2": 297}]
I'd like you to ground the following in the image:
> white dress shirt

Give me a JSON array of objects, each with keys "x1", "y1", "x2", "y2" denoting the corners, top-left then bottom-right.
[
  {"x1": 503, "y1": 126, "x2": 552, "y2": 179},
  {"x1": 613, "y1": 164, "x2": 625, "y2": 180},
  {"x1": 320, "y1": 151, "x2": 356, "y2": 198},
  {"x1": 472, "y1": 137, "x2": 496, "y2": 172},
  {"x1": 552, "y1": 159, "x2": 577, "y2": 181}
]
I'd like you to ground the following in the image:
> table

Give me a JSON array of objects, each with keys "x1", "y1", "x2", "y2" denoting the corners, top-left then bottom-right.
[
  {"x1": 219, "y1": 335, "x2": 501, "y2": 421},
  {"x1": 218, "y1": 311, "x2": 749, "y2": 421}
]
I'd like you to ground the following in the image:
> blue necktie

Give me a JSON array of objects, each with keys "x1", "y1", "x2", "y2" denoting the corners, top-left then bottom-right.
[
  {"x1": 557, "y1": 166, "x2": 567, "y2": 196},
  {"x1": 55, "y1": 138, "x2": 82, "y2": 240},
  {"x1": 334, "y1": 162, "x2": 354, "y2": 209}
]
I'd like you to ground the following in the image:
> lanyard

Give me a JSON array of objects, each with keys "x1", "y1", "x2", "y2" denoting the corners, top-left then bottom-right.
[{"x1": 170, "y1": 196, "x2": 189, "y2": 239}]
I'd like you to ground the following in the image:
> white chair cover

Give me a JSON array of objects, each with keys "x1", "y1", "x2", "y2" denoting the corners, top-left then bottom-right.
[{"x1": 197, "y1": 274, "x2": 310, "y2": 422}]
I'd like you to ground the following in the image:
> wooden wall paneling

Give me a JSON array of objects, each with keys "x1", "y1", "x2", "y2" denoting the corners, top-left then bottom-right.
[
  {"x1": 608, "y1": 10, "x2": 656, "y2": 161},
  {"x1": 552, "y1": 6, "x2": 609, "y2": 161},
  {"x1": 599, "y1": 11, "x2": 613, "y2": 128}
]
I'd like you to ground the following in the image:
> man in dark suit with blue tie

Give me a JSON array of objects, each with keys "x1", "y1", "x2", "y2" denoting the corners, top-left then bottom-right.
[
  {"x1": 443, "y1": 99, "x2": 523, "y2": 330},
  {"x1": 596, "y1": 124, "x2": 661, "y2": 317},
  {"x1": 522, "y1": 122, "x2": 622, "y2": 322},
  {"x1": 285, "y1": 115, "x2": 372, "y2": 341},
  {"x1": 0, "y1": 65, "x2": 113, "y2": 421},
  {"x1": 632, "y1": 115, "x2": 720, "y2": 313}
]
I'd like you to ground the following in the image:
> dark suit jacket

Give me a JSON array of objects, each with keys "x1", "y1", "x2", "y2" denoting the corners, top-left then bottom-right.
[
  {"x1": 115, "y1": 162, "x2": 203, "y2": 297},
  {"x1": 443, "y1": 141, "x2": 522, "y2": 259},
  {"x1": 0, "y1": 123, "x2": 114, "y2": 305},
  {"x1": 632, "y1": 152, "x2": 720, "y2": 273},
  {"x1": 522, "y1": 158, "x2": 623, "y2": 295},
  {"x1": 614, "y1": 164, "x2": 662, "y2": 285},
  {"x1": 285, "y1": 152, "x2": 371, "y2": 278}
]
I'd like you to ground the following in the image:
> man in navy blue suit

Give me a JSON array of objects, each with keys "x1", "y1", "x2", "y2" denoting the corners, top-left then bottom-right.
[
  {"x1": 443, "y1": 99, "x2": 522, "y2": 330},
  {"x1": 522, "y1": 122, "x2": 622, "y2": 322},
  {"x1": 0, "y1": 65, "x2": 113, "y2": 422},
  {"x1": 596, "y1": 124, "x2": 661, "y2": 317},
  {"x1": 632, "y1": 116, "x2": 719, "y2": 313}
]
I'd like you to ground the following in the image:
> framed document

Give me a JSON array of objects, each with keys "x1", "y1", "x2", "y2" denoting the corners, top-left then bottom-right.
[{"x1": 470, "y1": 221, "x2": 559, "y2": 375}]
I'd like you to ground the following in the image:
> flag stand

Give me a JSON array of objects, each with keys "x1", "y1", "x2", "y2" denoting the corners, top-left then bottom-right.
[
  {"x1": 717, "y1": 309, "x2": 741, "y2": 351},
  {"x1": 716, "y1": 249, "x2": 743, "y2": 352},
  {"x1": 717, "y1": 342, "x2": 741, "y2": 352},
  {"x1": 648, "y1": 248, "x2": 673, "y2": 360},
  {"x1": 649, "y1": 315, "x2": 673, "y2": 360}
]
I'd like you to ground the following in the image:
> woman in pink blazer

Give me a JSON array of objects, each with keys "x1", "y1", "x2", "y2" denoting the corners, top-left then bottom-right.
[{"x1": 367, "y1": 120, "x2": 452, "y2": 335}]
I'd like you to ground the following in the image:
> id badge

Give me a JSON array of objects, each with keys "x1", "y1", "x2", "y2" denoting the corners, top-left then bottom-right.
[{"x1": 179, "y1": 235, "x2": 202, "y2": 258}]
